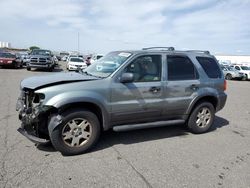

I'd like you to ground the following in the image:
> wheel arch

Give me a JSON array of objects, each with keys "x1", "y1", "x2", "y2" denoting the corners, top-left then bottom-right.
[
  {"x1": 186, "y1": 95, "x2": 218, "y2": 117},
  {"x1": 48, "y1": 99, "x2": 110, "y2": 132}
]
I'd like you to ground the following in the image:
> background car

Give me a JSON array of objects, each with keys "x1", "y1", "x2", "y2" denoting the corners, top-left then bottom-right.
[
  {"x1": 62, "y1": 55, "x2": 68, "y2": 61},
  {"x1": 67, "y1": 57, "x2": 87, "y2": 71},
  {"x1": 231, "y1": 65, "x2": 250, "y2": 80},
  {"x1": 27, "y1": 49, "x2": 55, "y2": 71},
  {"x1": 0, "y1": 52, "x2": 22, "y2": 68},
  {"x1": 220, "y1": 66, "x2": 245, "y2": 80}
]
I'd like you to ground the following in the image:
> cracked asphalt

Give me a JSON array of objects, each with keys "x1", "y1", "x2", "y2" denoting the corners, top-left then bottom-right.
[{"x1": 0, "y1": 62, "x2": 250, "y2": 188}]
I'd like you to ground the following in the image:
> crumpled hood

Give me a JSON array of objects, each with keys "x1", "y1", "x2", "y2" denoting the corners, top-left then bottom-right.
[{"x1": 21, "y1": 72, "x2": 98, "y2": 90}]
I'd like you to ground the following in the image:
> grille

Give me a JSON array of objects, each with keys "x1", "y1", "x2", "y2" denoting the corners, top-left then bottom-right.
[{"x1": 30, "y1": 58, "x2": 47, "y2": 63}]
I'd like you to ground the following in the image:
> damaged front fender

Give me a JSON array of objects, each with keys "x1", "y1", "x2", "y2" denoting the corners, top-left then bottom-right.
[{"x1": 48, "y1": 114, "x2": 63, "y2": 137}]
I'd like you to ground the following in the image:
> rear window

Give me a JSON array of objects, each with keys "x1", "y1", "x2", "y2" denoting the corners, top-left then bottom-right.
[{"x1": 196, "y1": 57, "x2": 222, "y2": 78}]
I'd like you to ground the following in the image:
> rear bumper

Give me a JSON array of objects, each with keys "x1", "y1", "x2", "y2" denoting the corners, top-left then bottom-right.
[{"x1": 216, "y1": 93, "x2": 227, "y2": 112}]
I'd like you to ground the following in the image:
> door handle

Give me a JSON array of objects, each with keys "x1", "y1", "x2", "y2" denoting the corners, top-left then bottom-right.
[
  {"x1": 190, "y1": 84, "x2": 199, "y2": 90},
  {"x1": 149, "y1": 87, "x2": 161, "y2": 93}
]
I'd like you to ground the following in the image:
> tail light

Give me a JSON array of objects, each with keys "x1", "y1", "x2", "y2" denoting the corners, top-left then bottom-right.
[{"x1": 223, "y1": 80, "x2": 227, "y2": 91}]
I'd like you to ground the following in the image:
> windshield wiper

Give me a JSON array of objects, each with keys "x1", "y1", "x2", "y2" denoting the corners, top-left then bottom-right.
[{"x1": 82, "y1": 71, "x2": 104, "y2": 78}]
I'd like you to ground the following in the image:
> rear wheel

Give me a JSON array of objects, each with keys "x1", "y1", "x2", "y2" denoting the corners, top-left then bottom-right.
[
  {"x1": 27, "y1": 67, "x2": 31, "y2": 71},
  {"x1": 188, "y1": 102, "x2": 215, "y2": 134},
  {"x1": 50, "y1": 109, "x2": 101, "y2": 155}
]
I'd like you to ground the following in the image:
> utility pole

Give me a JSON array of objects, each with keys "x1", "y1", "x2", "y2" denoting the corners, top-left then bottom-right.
[{"x1": 77, "y1": 31, "x2": 80, "y2": 53}]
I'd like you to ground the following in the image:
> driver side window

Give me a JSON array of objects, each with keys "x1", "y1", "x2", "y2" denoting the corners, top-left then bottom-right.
[{"x1": 124, "y1": 55, "x2": 162, "y2": 82}]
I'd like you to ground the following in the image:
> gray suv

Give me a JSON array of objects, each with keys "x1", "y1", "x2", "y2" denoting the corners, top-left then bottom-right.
[{"x1": 16, "y1": 47, "x2": 227, "y2": 155}]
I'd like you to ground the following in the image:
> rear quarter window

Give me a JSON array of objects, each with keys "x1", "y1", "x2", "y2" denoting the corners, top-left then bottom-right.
[{"x1": 196, "y1": 57, "x2": 222, "y2": 78}]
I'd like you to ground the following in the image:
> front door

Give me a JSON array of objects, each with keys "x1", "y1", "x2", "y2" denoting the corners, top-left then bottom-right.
[{"x1": 110, "y1": 54, "x2": 164, "y2": 125}]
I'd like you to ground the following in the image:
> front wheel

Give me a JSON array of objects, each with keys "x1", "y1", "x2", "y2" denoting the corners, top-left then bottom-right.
[
  {"x1": 188, "y1": 102, "x2": 215, "y2": 134},
  {"x1": 50, "y1": 109, "x2": 101, "y2": 155}
]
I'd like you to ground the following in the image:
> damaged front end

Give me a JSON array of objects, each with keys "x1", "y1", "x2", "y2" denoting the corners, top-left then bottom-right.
[{"x1": 16, "y1": 89, "x2": 56, "y2": 144}]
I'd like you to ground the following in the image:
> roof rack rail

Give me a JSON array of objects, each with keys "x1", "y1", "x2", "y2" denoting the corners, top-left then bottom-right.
[
  {"x1": 186, "y1": 50, "x2": 210, "y2": 54},
  {"x1": 142, "y1": 47, "x2": 175, "y2": 51}
]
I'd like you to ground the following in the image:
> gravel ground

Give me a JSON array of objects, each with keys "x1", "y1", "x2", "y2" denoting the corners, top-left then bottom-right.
[{"x1": 0, "y1": 62, "x2": 250, "y2": 188}]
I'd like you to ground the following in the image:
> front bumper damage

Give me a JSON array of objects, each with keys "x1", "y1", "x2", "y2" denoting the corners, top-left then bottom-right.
[
  {"x1": 16, "y1": 92, "x2": 53, "y2": 144},
  {"x1": 17, "y1": 127, "x2": 50, "y2": 144}
]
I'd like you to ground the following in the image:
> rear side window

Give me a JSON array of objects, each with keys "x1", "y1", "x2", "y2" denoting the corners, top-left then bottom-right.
[
  {"x1": 167, "y1": 55, "x2": 198, "y2": 81},
  {"x1": 196, "y1": 57, "x2": 222, "y2": 78}
]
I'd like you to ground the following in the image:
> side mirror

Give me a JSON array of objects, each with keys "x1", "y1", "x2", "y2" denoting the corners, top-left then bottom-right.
[{"x1": 120, "y1": 73, "x2": 134, "y2": 83}]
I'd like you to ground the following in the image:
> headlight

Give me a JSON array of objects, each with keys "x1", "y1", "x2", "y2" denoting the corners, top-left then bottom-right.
[
  {"x1": 33, "y1": 93, "x2": 45, "y2": 104},
  {"x1": 7, "y1": 60, "x2": 12, "y2": 63}
]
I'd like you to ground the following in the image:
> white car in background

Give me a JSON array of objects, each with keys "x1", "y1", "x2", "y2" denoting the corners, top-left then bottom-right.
[
  {"x1": 67, "y1": 57, "x2": 87, "y2": 71},
  {"x1": 232, "y1": 64, "x2": 250, "y2": 80},
  {"x1": 90, "y1": 54, "x2": 104, "y2": 64}
]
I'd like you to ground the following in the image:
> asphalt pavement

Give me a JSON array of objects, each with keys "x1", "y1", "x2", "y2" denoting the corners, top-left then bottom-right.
[{"x1": 0, "y1": 62, "x2": 250, "y2": 188}]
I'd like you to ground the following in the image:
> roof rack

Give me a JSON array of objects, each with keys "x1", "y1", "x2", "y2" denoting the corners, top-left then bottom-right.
[
  {"x1": 142, "y1": 47, "x2": 175, "y2": 51},
  {"x1": 186, "y1": 50, "x2": 210, "y2": 54}
]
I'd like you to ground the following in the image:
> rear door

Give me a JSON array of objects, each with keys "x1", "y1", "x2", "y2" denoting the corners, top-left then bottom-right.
[
  {"x1": 110, "y1": 54, "x2": 164, "y2": 125},
  {"x1": 163, "y1": 54, "x2": 200, "y2": 119}
]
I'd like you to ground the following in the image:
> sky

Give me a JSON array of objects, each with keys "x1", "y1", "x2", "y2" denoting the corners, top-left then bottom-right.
[{"x1": 0, "y1": 0, "x2": 250, "y2": 55}]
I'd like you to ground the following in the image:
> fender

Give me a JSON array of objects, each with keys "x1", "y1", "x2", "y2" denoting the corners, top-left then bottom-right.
[
  {"x1": 185, "y1": 88, "x2": 219, "y2": 116},
  {"x1": 44, "y1": 91, "x2": 111, "y2": 131}
]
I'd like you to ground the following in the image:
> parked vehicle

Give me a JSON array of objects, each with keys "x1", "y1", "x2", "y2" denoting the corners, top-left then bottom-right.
[
  {"x1": 26, "y1": 49, "x2": 55, "y2": 71},
  {"x1": 62, "y1": 55, "x2": 68, "y2": 61},
  {"x1": 90, "y1": 54, "x2": 104, "y2": 64},
  {"x1": 67, "y1": 57, "x2": 87, "y2": 71},
  {"x1": 0, "y1": 52, "x2": 22, "y2": 68},
  {"x1": 16, "y1": 47, "x2": 227, "y2": 155},
  {"x1": 220, "y1": 66, "x2": 245, "y2": 80},
  {"x1": 231, "y1": 65, "x2": 250, "y2": 80},
  {"x1": 17, "y1": 52, "x2": 29, "y2": 66}
]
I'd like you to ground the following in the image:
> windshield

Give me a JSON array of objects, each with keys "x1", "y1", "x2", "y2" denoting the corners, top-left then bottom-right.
[
  {"x1": 70, "y1": 58, "x2": 83, "y2": 62},
  {"x1": 31, "y1": 50, "x2": 51, "y2": 56},
  {"x1": 84, "y1": 52, "x2": 132, "y2": 78},
  {"x1": 241, "y1": 66, "x2": 250, "y2": 70},
  {"x1": 0, "y1": 53, "x2": 16, "y2": 58}
]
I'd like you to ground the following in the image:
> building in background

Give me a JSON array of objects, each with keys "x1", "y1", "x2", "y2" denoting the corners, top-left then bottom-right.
[
  {"x1": 0, "y1": 41, "x2": 11, "y2": 48},
  {"x1": 215, "y1": 55, "x2": 250, "y2": 66}
]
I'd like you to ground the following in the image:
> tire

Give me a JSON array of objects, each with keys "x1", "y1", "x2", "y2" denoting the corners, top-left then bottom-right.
[
  {"x1": 187, "y1": 102, "x2": 215, "y2": 134},
  {"x1": 50, "y1": 109, "x2": 101, "y2": 155},
  {"x1": 13, "y1": 62, "x2": 18, "y2": 69},
  {"x1": 48, "y1": 67, "x2": 54, "y2": 72},
  {"x1": 27, "y1": 67, "x2": 31, "y2": 71},
  {"x1": 225, "y1": 73, "x2": 232, "y2": 80},
  {"x1": 20, "y1": 62, "x2": 23, "y2": 68}
]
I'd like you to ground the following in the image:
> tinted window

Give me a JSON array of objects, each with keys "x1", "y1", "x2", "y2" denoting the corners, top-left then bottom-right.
[
  {"x1": 196, "y1": 57, "x2": 222, "y2": 78},
  {"x1": 167, "y1": 55, "x2": 198, "y2": 81},
  {"x1": 125, "y1": 55, "x2": 162, "y2": 82},
  {"x1": 70, "y1": 58, "x2": 83, "y2": 62}
]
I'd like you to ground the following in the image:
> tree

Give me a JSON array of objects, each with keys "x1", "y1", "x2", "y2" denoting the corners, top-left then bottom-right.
[{"x1": 29, "y1": 46, "x2": 40, "y2": 51}]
